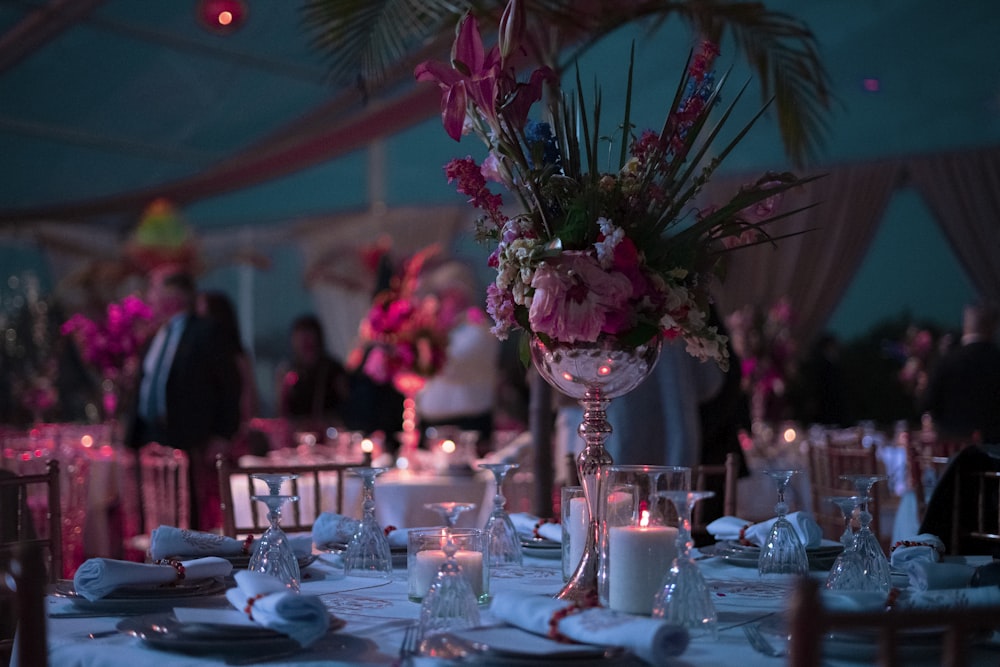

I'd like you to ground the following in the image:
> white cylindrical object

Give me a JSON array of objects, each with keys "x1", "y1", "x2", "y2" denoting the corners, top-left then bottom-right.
[
  {"x1": 607, "y1": 525, "x2": 677, "y2": 615},
  {"x1": 409, "y1": 549, "x2": 484, "y2": 600}
]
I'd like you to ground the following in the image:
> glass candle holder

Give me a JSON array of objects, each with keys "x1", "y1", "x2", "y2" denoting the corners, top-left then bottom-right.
[
  {"x1": 561, "y1": 486, "x2": 587, "y2": 581},
  {"x1": 407, "y1": 527, "x2": 489, "y2": 603}
]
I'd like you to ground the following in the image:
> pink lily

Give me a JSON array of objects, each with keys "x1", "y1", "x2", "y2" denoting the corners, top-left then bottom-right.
[{"x1": 414, "y1": 13, "x2": 502, "y2": 141}]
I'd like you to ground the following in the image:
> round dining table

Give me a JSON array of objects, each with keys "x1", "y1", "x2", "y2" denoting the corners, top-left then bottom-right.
[{"x1": 32, "y1": 545, "x2": 1000, "y2": 666}]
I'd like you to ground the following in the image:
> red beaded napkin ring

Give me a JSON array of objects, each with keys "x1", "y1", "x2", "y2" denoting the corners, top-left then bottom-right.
[
  {"x1": 383, "y1": 525, "x2": 397, "y2": 537},
  {"x1": 154, "y1": 558, "x2": 186, "y2": 581},
  {"x1": 547, "y1": 590, "x2": 600, "y2": 643},
  {"x1": 889, "y1": 540, "x2": 938, "y2": 552},
  {"x1": 243, "y1": 593, "x2": 266, "y2": 620},
  {"x1": 533, "y1": 518, "x2": 558, "y2": 540},
  {"x1": 241, "y1": 535, "x2": 255, "y2": 555}
]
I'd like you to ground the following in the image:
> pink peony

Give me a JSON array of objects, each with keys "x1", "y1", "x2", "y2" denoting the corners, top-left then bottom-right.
[{"x1": 528, "y1": 252, "x2": 632, "y2": 343}]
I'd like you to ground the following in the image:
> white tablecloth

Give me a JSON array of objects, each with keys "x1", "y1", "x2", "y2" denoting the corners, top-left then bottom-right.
[{"x1": 36, "y1": 550, "x2": 1000, "y2": 666}]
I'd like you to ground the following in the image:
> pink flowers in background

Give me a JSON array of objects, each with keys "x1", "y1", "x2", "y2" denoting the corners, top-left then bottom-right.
[
  {"x1": 416, "y1": 0, "x2": 816, "y2": 367},
  {"x1": 727, "y1": 298, "x2": 798, "y2": 422},
  {"x1": 61, "y1": 295, "x2": 154, "y2": 418}
]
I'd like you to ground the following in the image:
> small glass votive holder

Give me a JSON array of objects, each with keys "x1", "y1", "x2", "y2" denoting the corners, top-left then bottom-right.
[
  {"x1": 407, "y1": 527, "x2": 489, "y2": 604},
  {"x1": 561, "y1": 486, "x2": 587, "y2": 581}
]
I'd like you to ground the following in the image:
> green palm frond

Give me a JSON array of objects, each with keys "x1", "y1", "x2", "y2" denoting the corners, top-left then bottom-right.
[{"x1": 301, "y1": 0, "x2": 831, "y2": 165}]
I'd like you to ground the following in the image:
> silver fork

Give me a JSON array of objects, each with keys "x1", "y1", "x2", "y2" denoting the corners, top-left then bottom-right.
[
  {"x1": 743, "y1": 623, "x2": 787, "y2": 658},
  {"x1": 393, "y1": 624, "x2": 420, "y2": 666}
]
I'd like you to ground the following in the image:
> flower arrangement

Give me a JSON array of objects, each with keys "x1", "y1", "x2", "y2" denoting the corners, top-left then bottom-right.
[
  {"x1": 726, "y1": 297, "x2": 797, "y2": 422},
  {"x1": 349, "y1": 250, "x2": 452, "y2": 390},
  {"x1": 61, "y1": 295, "x2": 154, "y2": 417},
  {"x1": 415, "y1": 0, "x2": 817, "y2": 367}
]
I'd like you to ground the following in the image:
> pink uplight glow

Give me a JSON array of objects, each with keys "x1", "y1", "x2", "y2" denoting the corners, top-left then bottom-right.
[{"x1": 862, "y1": 78, "x2": 880, "y2": 92}]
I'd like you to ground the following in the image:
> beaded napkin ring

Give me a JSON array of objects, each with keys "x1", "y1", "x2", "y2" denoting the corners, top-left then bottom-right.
[
  {"x1": 889, "y1": 540, "x2": 939, "y2": 552},
  {"x1": 241, "y1": 535, "x2": 255, "y2": 554},
  {"x1": 533, "y1": 518, "x2": 558, "y2": 540},
  {"x1": 547, "y1": 590, "x2": 600, "y2": 643},
  {"x1": 154, "y1": 558, "x2": 186, "y2": 581},
  {"x1": 243, "y1": 593, "x2": 266, "y2": 620}
]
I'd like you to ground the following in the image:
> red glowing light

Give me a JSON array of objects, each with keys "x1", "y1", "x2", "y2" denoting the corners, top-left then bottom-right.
[
  {"x1": 862, "y1": 78, "x2": 880, "y2": 92},
  {"x1": 197, "y1": 0, "x2": 247, "y2": 33}
]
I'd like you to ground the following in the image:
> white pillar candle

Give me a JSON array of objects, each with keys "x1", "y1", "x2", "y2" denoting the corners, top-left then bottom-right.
[
  {"x1": 409, "y1": 549, "x2": 484, "y2": 599},
  {"x1": 608, "y1": 523, "x2": 678, "y2": 615},
  {"x1": 567, "y1": 496, "x2": 589, "y2": 575}
]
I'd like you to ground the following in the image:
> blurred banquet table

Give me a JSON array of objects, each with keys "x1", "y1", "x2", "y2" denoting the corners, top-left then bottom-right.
[
  {"x1": 32, "y1": 550, "x2": 1000, "y2": 666},
  {"x1": 228, "y1": 465, "x2": 493, "y2": 531}
]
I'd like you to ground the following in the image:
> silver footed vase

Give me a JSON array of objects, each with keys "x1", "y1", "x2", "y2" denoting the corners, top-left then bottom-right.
[{"x1": 530, "y1": 335, "x2": 662, "y2": 604}]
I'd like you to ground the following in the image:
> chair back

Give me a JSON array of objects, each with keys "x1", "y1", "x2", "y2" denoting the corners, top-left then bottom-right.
[
  {"x1": 138, "y1": 443, "x2": 190, "y2": 533},
  {"x1": 906, "y1": 433, "x2": 971, "y2": 522},
  {"x1": 807, "y1": 435, "x2": 883, "y2": 542},
  {"x1": 0, "y1": 542, "x2": 48, "y2": 667},
  {"x1": 0, "y1": 460, "x2": 61, "y2": 582},
  {"x1": 217, "y1": 457, "x2": 364, "y2": 538},
  {"x1": 691, "y1": 452, "x2": 738, "y2": 534},
  {"x1": 788, "y1": 577, "x2": 1000, "y2": 667}
]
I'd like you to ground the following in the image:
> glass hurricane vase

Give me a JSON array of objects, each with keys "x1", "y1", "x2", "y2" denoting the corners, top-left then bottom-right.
[{"x1": 530, "y1": 334, "x2": 662, "y2": 604}]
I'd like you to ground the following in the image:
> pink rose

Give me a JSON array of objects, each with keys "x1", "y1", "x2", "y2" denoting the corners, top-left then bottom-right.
[{"x1": 528, "y1": 252, "x2": 632, "y2": 343}]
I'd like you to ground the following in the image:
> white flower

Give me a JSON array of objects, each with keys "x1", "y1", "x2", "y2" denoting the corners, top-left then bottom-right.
[{"x1": 594, "y1": 217, "x2": 624, "y2": 268}]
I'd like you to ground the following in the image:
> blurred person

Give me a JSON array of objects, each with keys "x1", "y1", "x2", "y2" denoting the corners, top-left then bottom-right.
[
  {"x1": 276, "y1": 314, "x2": 350, "y2": 430},
  {"x1": 414, "y1": 261, "x2": 500, "y2": 452},
  {"x1": 197, "y1": 290, "x2": 261, "y2": 455},
  {"x1": 127, "y1": 265, "x2": 241, "y2": 531},
  {"x1": 919, "y1": 302, "x2": 1000, "y2": 443}
]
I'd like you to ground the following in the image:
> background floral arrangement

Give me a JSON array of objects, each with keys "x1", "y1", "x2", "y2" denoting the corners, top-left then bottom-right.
[
  {"x1": 60, "y1": 294, "x2": 154, "y2": 418},
  {"x1": 349, "y1": 248, "x2": 452, "y2": 388},
  {"x1": 415, "y1": 0, "x2": 818, "y2": 368},
  {"x1": 726, "y1": 297, "x2": 797, "y2": 422}
]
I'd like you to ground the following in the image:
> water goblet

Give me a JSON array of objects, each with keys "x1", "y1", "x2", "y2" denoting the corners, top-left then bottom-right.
[
  {"x1": 477, "y1": 462, "x2": 522, "y2": 567},
  {"x1": 758, "y1": 470, "x2": 808, "y2": 577},
  {"x1": 247, "y1": 473, "x2": 301, "y2": 591},
  {"x1": 651, "y1": 490, "x2": 717, "y2": 637},
  {"x1": 840, "y1": 474, "x2": 891, "y2": 592},
  {"x1": 417, "y1": 532, "x2": 481, "y2": 647},
  {"x1": 344, "y1": 466, "x2": 393, "y2": 579},
  {"x1": 825, "y1": 495, "x2": 869, "y2": 590},
  {"x1": 425, "y1": 502, "x2": 477, "y2": 528}
]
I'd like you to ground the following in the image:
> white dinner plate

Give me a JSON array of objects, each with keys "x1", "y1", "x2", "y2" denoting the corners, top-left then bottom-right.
[
  {"x1": 702, "y1": 539, "x2": 843, "y2": 570},
  {"x1": 429, "y1": 626, "x2": 631, "y2": 665},
  {"x1": 117, "y1": 612, "x2": 300, "y2": 655},
  {"x1": 205, "y1": 553, "x2": 318, "y2": 570},
  {"x1": 521, "y1": 538, "x2": 561, "y2": 559},
  {"x1": 53, "y1": 578, "x2": 228, "y2": 612}
]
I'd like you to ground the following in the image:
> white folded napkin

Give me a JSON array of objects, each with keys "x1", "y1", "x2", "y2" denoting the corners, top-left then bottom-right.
[
  {"x1": 73, "y1": 556, "x2": 233, "y2": 601},
  {"x1": 902, "y1": 561, "x2": 975, "y2": 592},
  {"x1": 889, "y1": 533, "x2": 945, "y2": 568},
  {"x1": 149, "y1": 526, "x2": 313, "y2": 561},
  {"x1": 509, "y1": 513, "x2": 561, "y2": 543},
  {"x1": 489, "y1": 592, "x2": 688, "y2": 665},
  {"x1": 224, "y1": 570, "x2": 332, "y2": 647},
  {"x1": 706, "y1": 516, "x2": 750, "y2": 542},
  {"x1": 743, "y1": 512, "x2": 823, "y2": 549},
  {"x1": 311, "y1": 512, "x2": 410, "y2": 548}
]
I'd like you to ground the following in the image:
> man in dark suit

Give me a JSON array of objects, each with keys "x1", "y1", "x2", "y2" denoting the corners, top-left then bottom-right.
[
  {"x1": 919, "y1": 302, "x2": 1000, "y2": 444},
  {"x1": 128, "y1": 265, "x2": 241, "y2": 531}
]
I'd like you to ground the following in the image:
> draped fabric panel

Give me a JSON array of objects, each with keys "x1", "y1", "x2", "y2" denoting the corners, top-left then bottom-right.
[
  {"x1": 706, "y1": 160, "x2": 904, "y2": 346},
  {"x1": 907, "y1": 146, "x2": 1000, "y2": 306}
]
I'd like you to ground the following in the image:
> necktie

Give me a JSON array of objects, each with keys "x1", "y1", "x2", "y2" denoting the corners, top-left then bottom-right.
[{"x1": 144, "y1": 322, "x2": 175, "y2": 421}]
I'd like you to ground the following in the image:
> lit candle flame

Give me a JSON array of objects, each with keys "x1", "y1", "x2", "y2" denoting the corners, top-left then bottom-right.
[
  {"x1": 441, "y1": 439, "x2": 456, "y2": 454},
  {"x1": 361, "y1": 438, "x2": 374, "y2": 453},
  {"x1": 639, "y1": 509, "x2": 650, "y2": 528}
]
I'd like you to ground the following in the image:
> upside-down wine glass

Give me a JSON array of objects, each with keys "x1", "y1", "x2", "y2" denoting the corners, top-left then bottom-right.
[
  {"x1": 826, "y1": 495, "x2": 873, "y2": 590},
  {"x1": 478, "y1": 462, "x2": 522, "y2": 567},
  {"x1": 248, "y1": 473, "x2": 301, "y2": 592},
  {"x1": 417, "y1": 531, "x2": 481, "y2": 647},
  {"x1": 344, "y1": 466, "x2": 393, "y2": 579},
  {"x1": 425, "y1": 502, "x2": 477, "y2": 529},
  {"x1": 651, "y1": 490, "x2": 717, "y2": 637},
  {"x1": 840, "y1": 474, "x2": 891, "y2": 592},
  {"x1": 758, "y1": 470, "x2": 809, "y2": 577}
]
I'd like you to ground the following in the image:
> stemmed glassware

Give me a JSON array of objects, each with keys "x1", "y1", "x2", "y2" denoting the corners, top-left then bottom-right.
[
  {"x1": 344, "y1": 466, "x2": 393, "y2": 579},
  {"x1": 425, "y1": 502, "x2": 477, "y2": 528},
  {"x1": 478, "y1": 462, "x2": 522, "y2": 567},
  {"x1": 826, "y1": 495, "x2": 873, "y2": 590},
  {"x1": 651, "y1": 490, "x2": 717, "y2": 637},
  {"x1": 417, "y1": 532, "x2": 482, "y2": 645},
  {"x1": 247, "y1": 473, "x2": 301, "y2": 592},
  {"x1": 758, "y1": 470, "x2": 808, "y2": 577},
  {"x1": 840, "y1": 474, "x2": 891, "y2": 592}
]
